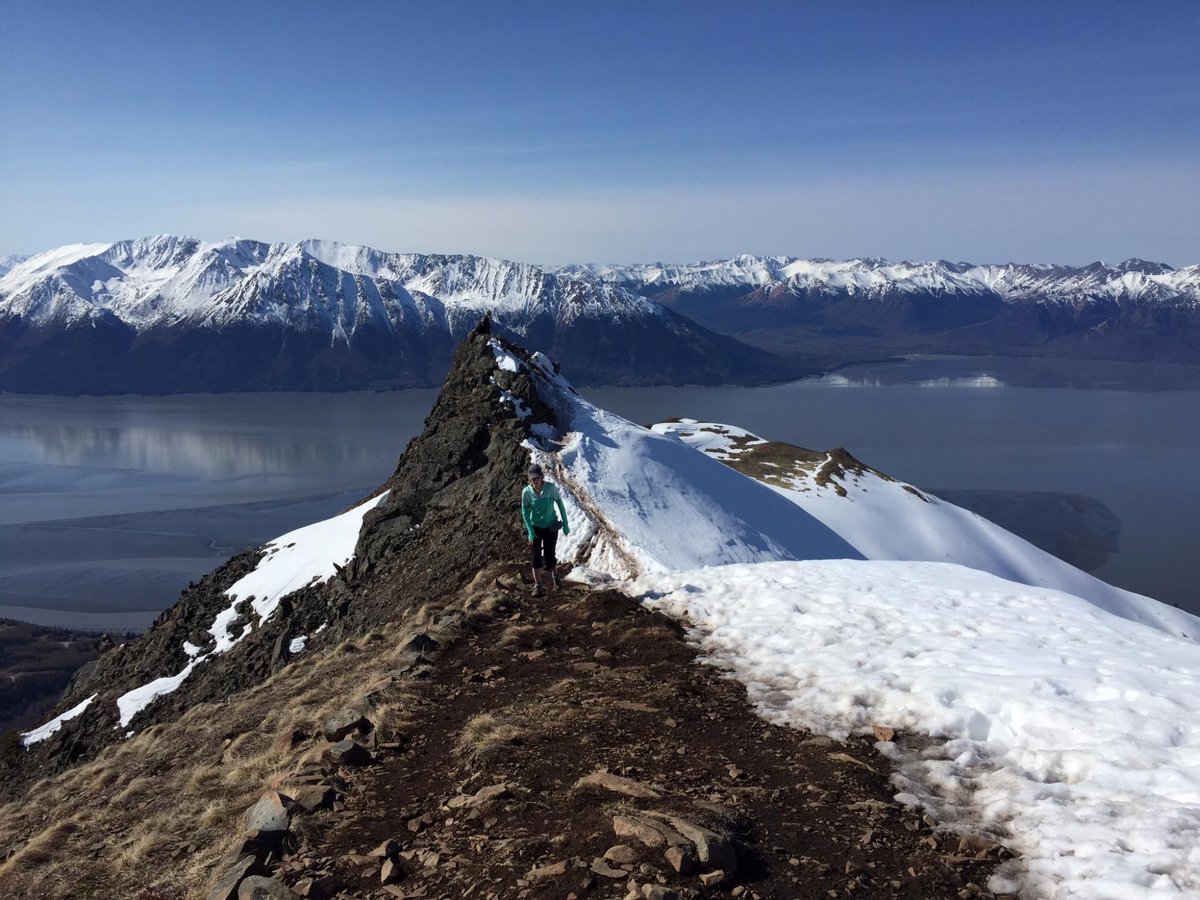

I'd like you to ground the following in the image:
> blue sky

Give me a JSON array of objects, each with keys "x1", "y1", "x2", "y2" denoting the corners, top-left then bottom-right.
[{"x1": 2, "y1": 1, "x2": 1197, "y2": 264}]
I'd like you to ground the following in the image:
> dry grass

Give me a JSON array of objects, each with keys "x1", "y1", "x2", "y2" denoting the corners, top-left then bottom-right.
[
  {"x1": 496, "y1": 623, "x2": 556, "y2": 650},
  {"x1": 0, "y1": 585, "x2": 468, "y2": 899},
  {"x1": 115, "y1": 824, "x2": 168, "y2": 867},
  {"x1": 456, "y1": 712, "x2": 527, "y2": 761}
]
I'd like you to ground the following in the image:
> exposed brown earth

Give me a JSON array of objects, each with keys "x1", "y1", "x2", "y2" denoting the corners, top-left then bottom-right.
[{"x1": 253, "y1": 565, "x2": 1009, "y2": 900}]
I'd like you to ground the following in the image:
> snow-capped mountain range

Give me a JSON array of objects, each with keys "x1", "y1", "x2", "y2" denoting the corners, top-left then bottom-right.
[
  {"x1": 0, "y1": 236, "x2": 659, "y2": 330},
  {"x1": 561, "y1": 253, "x2": 1200, "y2": 367},
  {"x1": 0, "y1": 236, "x2": 787, "y2": 392},
  {"x1": 0, "y1": 255, "x2": 28, "y2": 278},
  {"x1": 3, "y1": 237, "x2": 1199, "y2": 395},
  {"x1": 560, "y1": 254, "x2": 1200, "y2": 305}
]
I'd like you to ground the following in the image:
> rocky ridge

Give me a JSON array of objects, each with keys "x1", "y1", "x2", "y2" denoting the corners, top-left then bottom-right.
[
  {"x1": 4, "y1": 319, "x2": 541, "y2": 782},
  {"x1": 0, "y1": 323, "x2": 1013, "y2": 898}
]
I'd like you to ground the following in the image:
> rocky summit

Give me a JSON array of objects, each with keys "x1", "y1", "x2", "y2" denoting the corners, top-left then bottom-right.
[{"x1": 0, "y1": 321, "x2": 1011, "y2": 899}]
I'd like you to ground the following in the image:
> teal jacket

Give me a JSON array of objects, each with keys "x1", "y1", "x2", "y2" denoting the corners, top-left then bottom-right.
[{"x1": 521, "y1": 481, "x2": 570, "y2": 541}]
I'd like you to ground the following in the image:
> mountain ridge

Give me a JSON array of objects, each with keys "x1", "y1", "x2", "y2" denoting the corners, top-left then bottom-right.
[
  {"x1": 0, "y1": 237, "x2": 798, "y2": 393},
  {"x1": 6, "y1": 237, "x2": 1200, "y2": 396},
  {"x1": 556, "y1": 254, "x2": 1200, "y2": 366},
  {"x1": 558, "y1": 254, "x2": 1200, "y2": 303}
]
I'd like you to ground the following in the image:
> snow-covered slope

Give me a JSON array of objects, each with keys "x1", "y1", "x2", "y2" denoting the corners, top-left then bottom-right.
[
  {"x1": 490, "y1": 345, "x2": 862, "y2": 577},
  {"x1": 0, "y1": 254, "x2": 28, "y2": 278},
  {"x1": 651, "y1": 419, "x2": 1199, "y2": 641},
  {"x1": 632, "y1": 561, "x2": 1200, "y2": 898},
  {"x1": 506, "y1": 341, "x2": 1197, "y2": 642},
  {"x1": 562, "y1": 254, "x2": 1200, "y2": 305},
  {"x1": 22, "y1": 491, "x2": 386, "y2": 744}
]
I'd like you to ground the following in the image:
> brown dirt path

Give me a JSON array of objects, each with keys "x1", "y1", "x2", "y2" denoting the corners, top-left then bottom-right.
[{"x1": 275, "y1": 566, "x2": 1011, "y2": 900}]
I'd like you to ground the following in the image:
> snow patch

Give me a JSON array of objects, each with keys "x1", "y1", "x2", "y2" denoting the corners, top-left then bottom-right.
[
  {"x1": 490, "y1": 340, "x2": 524, "y2": 372},
  {"x1": 654, "y1": 420, "x2": 1200, "y2": 642},
  {"x1": 116, "y1": 661, "x2": 200, "y2": 728},
  {"x1": 212, "y1": 492, "x2": 387, "y2": 652},
  {"x1": 94, "y1": 493, "x2": 386, "y2": 734},
  {"x1": 20, "y1": 694, "x2": 96, "y2": 747}
]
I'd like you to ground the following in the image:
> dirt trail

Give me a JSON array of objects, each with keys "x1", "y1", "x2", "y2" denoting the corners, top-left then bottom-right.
[{"x1": 276, "y1": 566, "x2": 1010, "y2": 900}]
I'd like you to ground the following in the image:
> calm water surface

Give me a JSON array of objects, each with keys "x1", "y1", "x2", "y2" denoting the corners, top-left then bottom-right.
[{"x1": 1, "y1": 358, "x2": 1196, "y2": 629}]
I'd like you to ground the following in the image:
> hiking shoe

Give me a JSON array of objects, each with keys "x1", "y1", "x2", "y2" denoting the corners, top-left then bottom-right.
[
  {"x1": 551, "y1": 572, "x2": 562, "y2": 590},
  {"x1": 532, "y1": 584, "x2": 545, "y2": 598}
]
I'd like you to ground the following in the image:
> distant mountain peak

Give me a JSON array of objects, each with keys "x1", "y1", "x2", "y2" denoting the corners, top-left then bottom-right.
[
  {"x1": 0, "y1": 235, "x2": 798, "y2": 394},
  {"x1": 561, "y1": 253, "x2": 1199, "y2": 304}
]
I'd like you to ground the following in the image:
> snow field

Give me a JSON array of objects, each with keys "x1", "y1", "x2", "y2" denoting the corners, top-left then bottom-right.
[
  {"x1": 653, "y1": 419, "x2": 1200, "y2": 642},
  {"x1": 631, "y1": 561, "x2": 1200, "y2": 897},
  {"x1": 545, "y1": 388, "x2": 861, "y2": 575},
  {"x1": 528, "y1": 379, "x2": 1200, "y2": 895}
]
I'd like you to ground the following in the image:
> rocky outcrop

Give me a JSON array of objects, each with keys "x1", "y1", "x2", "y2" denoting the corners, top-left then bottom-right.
[{"x1": 3, "y1": 317, "x2": 550, "y2": 791}]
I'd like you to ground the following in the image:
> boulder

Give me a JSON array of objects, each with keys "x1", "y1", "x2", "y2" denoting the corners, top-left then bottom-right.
[
  {"x1": 293, "y1": 875, "x2": 340, "y2": 899},
  {"x1": 205, "y1": 855, "x2": 267, "y2": 900},
  {"x1": 528, "y1": 860, "x2": 568, "y2": 880},
  {"x1": 237, "y1": 876, "x2": 299, "y2": 899},
  {"x1": 381, "y1": 858, "x2": 404, "y2": 884},
  {"x1": 698, "y1": 870, "x2": 727, "y2": 887},
  {"x1": 612, "y1": 815, "x2": 670, "y2": 850},
  {"x1": 243, "y1": 792, "x2": 292, "y2": 835},
  {"x1": 646, "y1": 813, "x2": 737, "y2": 873},
  {"x1": 321, "y1": 739, "x2": 373, "y2": 767},
  {"x1": 286, "y1": 784, "x2": 335, "y2": 813},
  {"x1": 322, "y1": 710, "x2": 372, "y2": 742},
  {"x1": 576, "y1": 770, "x2": 661, "y2": 799},
  {"x1": 403, "y1": 632, "x2": 439, "y2": 654},
  {"x1": 664, "y1": 844, "x2": 696, "y2": 875},
  {"x1": 370, "y1": 838, "x2": 401, "y2": 858},
  {"x1": 590, "y1": 858, "x2": 628, "y2": 879},
  {"x1": 270, "y1": 728, "x2": 309, "y2": 757},
  {"x1": 604, "y1": 844, "x2": 640, "y2": 865},
  {"x1": 446, "y1": 782, "x2": 512, "y2": 809}
]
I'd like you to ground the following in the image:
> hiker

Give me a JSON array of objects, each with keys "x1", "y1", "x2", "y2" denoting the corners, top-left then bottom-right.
[{"x1": 521, "y1": 463, "x2": 570, "y2": 596}]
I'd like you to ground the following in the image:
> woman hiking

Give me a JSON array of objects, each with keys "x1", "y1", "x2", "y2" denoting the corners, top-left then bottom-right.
[{"x1": 521, "y1": 463, "x2": 570, "y2": 597}]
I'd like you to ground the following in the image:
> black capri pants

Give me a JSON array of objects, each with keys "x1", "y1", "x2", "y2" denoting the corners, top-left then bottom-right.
[{"x1": 530, "y1": 524, "x2": 559, "y2": 570}]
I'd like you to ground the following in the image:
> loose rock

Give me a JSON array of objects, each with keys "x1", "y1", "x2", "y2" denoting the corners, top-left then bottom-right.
[
  {"x1": 322, "y1": 739, "x2": 373, "y2": 767},
  {"x1": 604, "y1": 844, "x2": 641, "y2": 865},
  {"x1": 237, "y1": 876, "x2": 299, "y2": 900},
  {"x1": 577, "y1": 770, "x2": 661, "y2": 799},
  {"x1": 322, "y1": 710, "x2": 371, "y2": 742},
  {"x1": 206, "y1": 855, "x2": 267, "y2": 900},
  {"x1": 244, "y1": 793, "x2": 292, "y2": 835}
]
